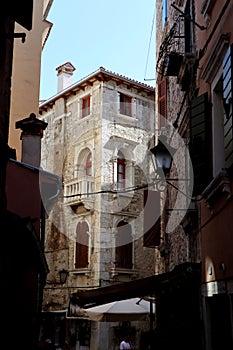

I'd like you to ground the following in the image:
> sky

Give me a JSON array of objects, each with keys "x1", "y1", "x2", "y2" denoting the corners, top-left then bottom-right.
[{"x1": 39, "y1": 0, "x2": 156, "y2": 101}]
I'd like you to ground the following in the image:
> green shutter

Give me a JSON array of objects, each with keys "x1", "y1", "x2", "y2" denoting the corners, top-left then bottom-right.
[
  {"x1": 190, "y1": 92, "x2": 212, "y2": 195},
  {"x1": 223, "y1": 45, "x2": 233, "y2": 168}
]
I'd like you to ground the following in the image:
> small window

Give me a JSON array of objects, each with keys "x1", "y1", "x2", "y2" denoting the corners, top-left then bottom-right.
[
  {"x1": 117, "y1": 151, "x2": 126, "y2": 189},
  {"x1": 120, "y1": 93, "x2": 132, "y2": 116},
  {"x1": 81, "y1": 95, "x2": 90, "y2": 118}
]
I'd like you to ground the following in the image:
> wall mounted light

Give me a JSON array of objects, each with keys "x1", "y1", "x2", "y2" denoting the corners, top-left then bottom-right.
[
  {"x1": 150, "y1": 135, "x2": 177, "y2": 175},
  {"x1": 46, "y1": 269, "x2": 69, "y2": 285},
  {"x1": 59, "y1": 268, "x2": 69, "y2": 284},
  {"x1": 150, "y1": 135, "x2": 197, "y2": 205}
]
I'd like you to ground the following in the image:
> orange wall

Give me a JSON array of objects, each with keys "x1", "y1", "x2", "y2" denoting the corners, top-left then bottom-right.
[{"x1": 200, "y1": 193, "x2": 233, "y2": 283}]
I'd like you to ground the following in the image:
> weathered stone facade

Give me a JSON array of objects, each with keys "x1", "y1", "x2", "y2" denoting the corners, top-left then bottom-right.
[
  {"x1": 155, "y1": 0, "x2": 201, "y2": 272},
  {"x1": 39, "y1": 66, "x2": 156, "y2": 349}
]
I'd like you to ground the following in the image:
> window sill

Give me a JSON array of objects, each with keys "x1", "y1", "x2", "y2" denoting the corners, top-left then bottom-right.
[
  {"x1": 116, "y1": 114, "x2": 137, "y2": 125},
  {"x1": 78, "y1": 113, "x2": 92, "y2": 121},
  {"x1": 110, "y1": 267, "x2": 138, "y2": 278},
  {"x1": 71, "y1": 268, "x2": 91, "y2": 277}
]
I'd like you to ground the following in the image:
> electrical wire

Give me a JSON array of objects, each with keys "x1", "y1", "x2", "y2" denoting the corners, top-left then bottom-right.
[
  {"x1": 144, "y1": 1, "x2": 156, "y2": 81},
  {"x1": 62, "y1": 182, "x2": 154, "y2": 198}
]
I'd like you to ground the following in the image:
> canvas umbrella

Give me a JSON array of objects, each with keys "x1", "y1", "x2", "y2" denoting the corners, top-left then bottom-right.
[{"x1": 84, "y1": 298, "x2": 153, "y2": 322}]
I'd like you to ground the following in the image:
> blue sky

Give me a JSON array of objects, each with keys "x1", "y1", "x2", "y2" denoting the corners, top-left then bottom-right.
[{"x1": 39, "y1": 0, "x2": 156, "y2": 100}]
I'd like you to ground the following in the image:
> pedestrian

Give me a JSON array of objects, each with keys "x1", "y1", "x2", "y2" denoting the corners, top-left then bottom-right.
[{"x1": 119, "y1": 335, "x2": 132, "y2": 350}]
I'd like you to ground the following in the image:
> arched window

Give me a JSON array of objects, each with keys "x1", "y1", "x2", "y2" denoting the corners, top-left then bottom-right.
[
  {"x1": 85, "y1": 152, "x2": 92, "y2": 176},
  {"x1": 117, "y1": 151, "x2": 126, "y2": 189},
  {"x1": 75, "y1": 222, "x2": 89, "y2": 269},
  {"x1": 115, "y1": 221, "x2": 132, "y2": 269}
]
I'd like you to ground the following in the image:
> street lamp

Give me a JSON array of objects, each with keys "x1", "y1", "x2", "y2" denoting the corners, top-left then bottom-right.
[
  {"x1": 59, "y1": 268, "x2": 69, "y2": 284},
  {"x1": 46, "y1": 269, "x2": 69, "y2": 285},
  {"x1": 150, "y1": 136, "x2": 176, "y2": 175}
]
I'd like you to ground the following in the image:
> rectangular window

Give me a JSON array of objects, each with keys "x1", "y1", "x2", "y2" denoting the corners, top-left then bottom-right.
[
  {"x1": 120, "y1": 93, "x2": 132, "y2": 116},
  {"x1": 81, "y1": 95, "x2": 90, "y2": 118},
  {"x1": 75, "y1": 222, "x2": 89, "y2": 269},
  {"x1": 117, "y1": 158, "x2": 126, "y2": 189},
  {"x1": 115, "y1": 222, "x2": 132, "y2": 269}
]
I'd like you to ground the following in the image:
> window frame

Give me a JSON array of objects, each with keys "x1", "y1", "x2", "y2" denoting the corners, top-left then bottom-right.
[
  {"x1": 120, "y1": 93, "x2": 133, "y2": 117},
  {"x1": 117, "y1": 151, "x2": 126, "y2": 190},
  {"x1": 115, "y1": 221, "x2": 133, "y2": 269},
  {"x1": 75, "y1": 221, "x2": 89, "y2": 269},
  {"x1": 81, "y1": 95, "x2": 91, "y2": 118}
]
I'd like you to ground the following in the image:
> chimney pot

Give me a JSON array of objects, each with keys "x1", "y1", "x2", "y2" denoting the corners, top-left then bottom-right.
[{"x1": 56, "y1": 62, "x2": 76, "y2": 92}]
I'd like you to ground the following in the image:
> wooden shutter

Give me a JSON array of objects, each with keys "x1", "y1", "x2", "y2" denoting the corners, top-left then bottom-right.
[
  {"x1": 184, "y1": 0, "x2": 191, "y2": 53},
  {"x1": 75, "y1": 222, "x2": 88, "y2": 268},
  {"x1": 143, "y1": 190, "x2": 161, "y2": 247},
  {"x1": 115, "y1": 222, "x2": 132, "y2": 269},
  {"x1": 190, "y1": 92, "x2": 212, "y2": 195},
  {"x1": 158, "y1": 78, "x2": 167, "y2": 128},
  {"x1": 223, "y1": 45, "x2": 233, "y2": 168},
  {"x1": 82, "y1": 95, "x2": 90, "y2": 118}
]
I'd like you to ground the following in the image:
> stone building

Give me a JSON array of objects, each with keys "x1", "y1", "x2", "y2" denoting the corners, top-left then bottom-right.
[
  {"x1": 39, "y1": 64, "x2": 156, "y2": 349},
  {"x1": 154, "y1": 0, "x2": 203, "y2": 349}
]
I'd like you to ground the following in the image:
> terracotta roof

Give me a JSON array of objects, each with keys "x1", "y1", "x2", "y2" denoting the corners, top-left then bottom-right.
[
  {"x1": 56, "y1": 61, "x2": 76, "y2": 72},
  {"x1": 39, "y1": 67, "x2": 155, "y2": 111}
]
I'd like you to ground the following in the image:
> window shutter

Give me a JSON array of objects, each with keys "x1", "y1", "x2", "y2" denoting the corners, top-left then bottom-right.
[
  {"x1": 190, "y1": 92, "x2": 212, "y2": 195},
  {"x1": 223, "y1": 45, "x2": 233, "y2": 168},
  {"x1": 184, "y1": 0, "x2": 191, "y2": 53},
  {"x1": 115, "y1": 222, "x2": 132, "y2": 269},
  {"x1": 158, "y1": 78, "x2": 167, "y2": 128},
  {"x1": 75, "y1": 222, "x2": 89, "y2": 268},
  {"x1": 143, "y1": 190, "x2": 161, "y2": 247}
]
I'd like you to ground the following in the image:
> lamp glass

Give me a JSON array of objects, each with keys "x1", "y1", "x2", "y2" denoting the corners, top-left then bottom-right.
[
  {"x1": 59, "y1": 269, "x2": 69, "y2": 284},
  {"x1": 150, "y1": 140, "x2": 173, "y2": 174}
]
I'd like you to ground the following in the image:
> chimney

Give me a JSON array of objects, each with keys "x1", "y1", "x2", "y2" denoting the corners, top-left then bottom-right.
[
  {"x1": 56, "y1": 62, "x2": 76, "y2": 92},
  {"x1": 16, "y1": 113, "x2": 48, "y2": 167}
]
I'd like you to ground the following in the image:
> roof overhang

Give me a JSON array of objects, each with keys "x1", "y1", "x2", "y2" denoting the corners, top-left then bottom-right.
[{"x1": 39, "y1": 67, "x2": 155, "y2": 112}]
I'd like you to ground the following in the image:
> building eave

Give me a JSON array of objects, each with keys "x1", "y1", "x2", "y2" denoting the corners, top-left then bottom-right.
[{"x1": 39, "y1": 67, "x2": 155, "y2": 112}]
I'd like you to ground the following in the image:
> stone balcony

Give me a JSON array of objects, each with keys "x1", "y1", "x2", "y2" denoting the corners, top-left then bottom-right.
[{"x1": 64, "y1": 176, "x2": 94, "y2": 207}]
